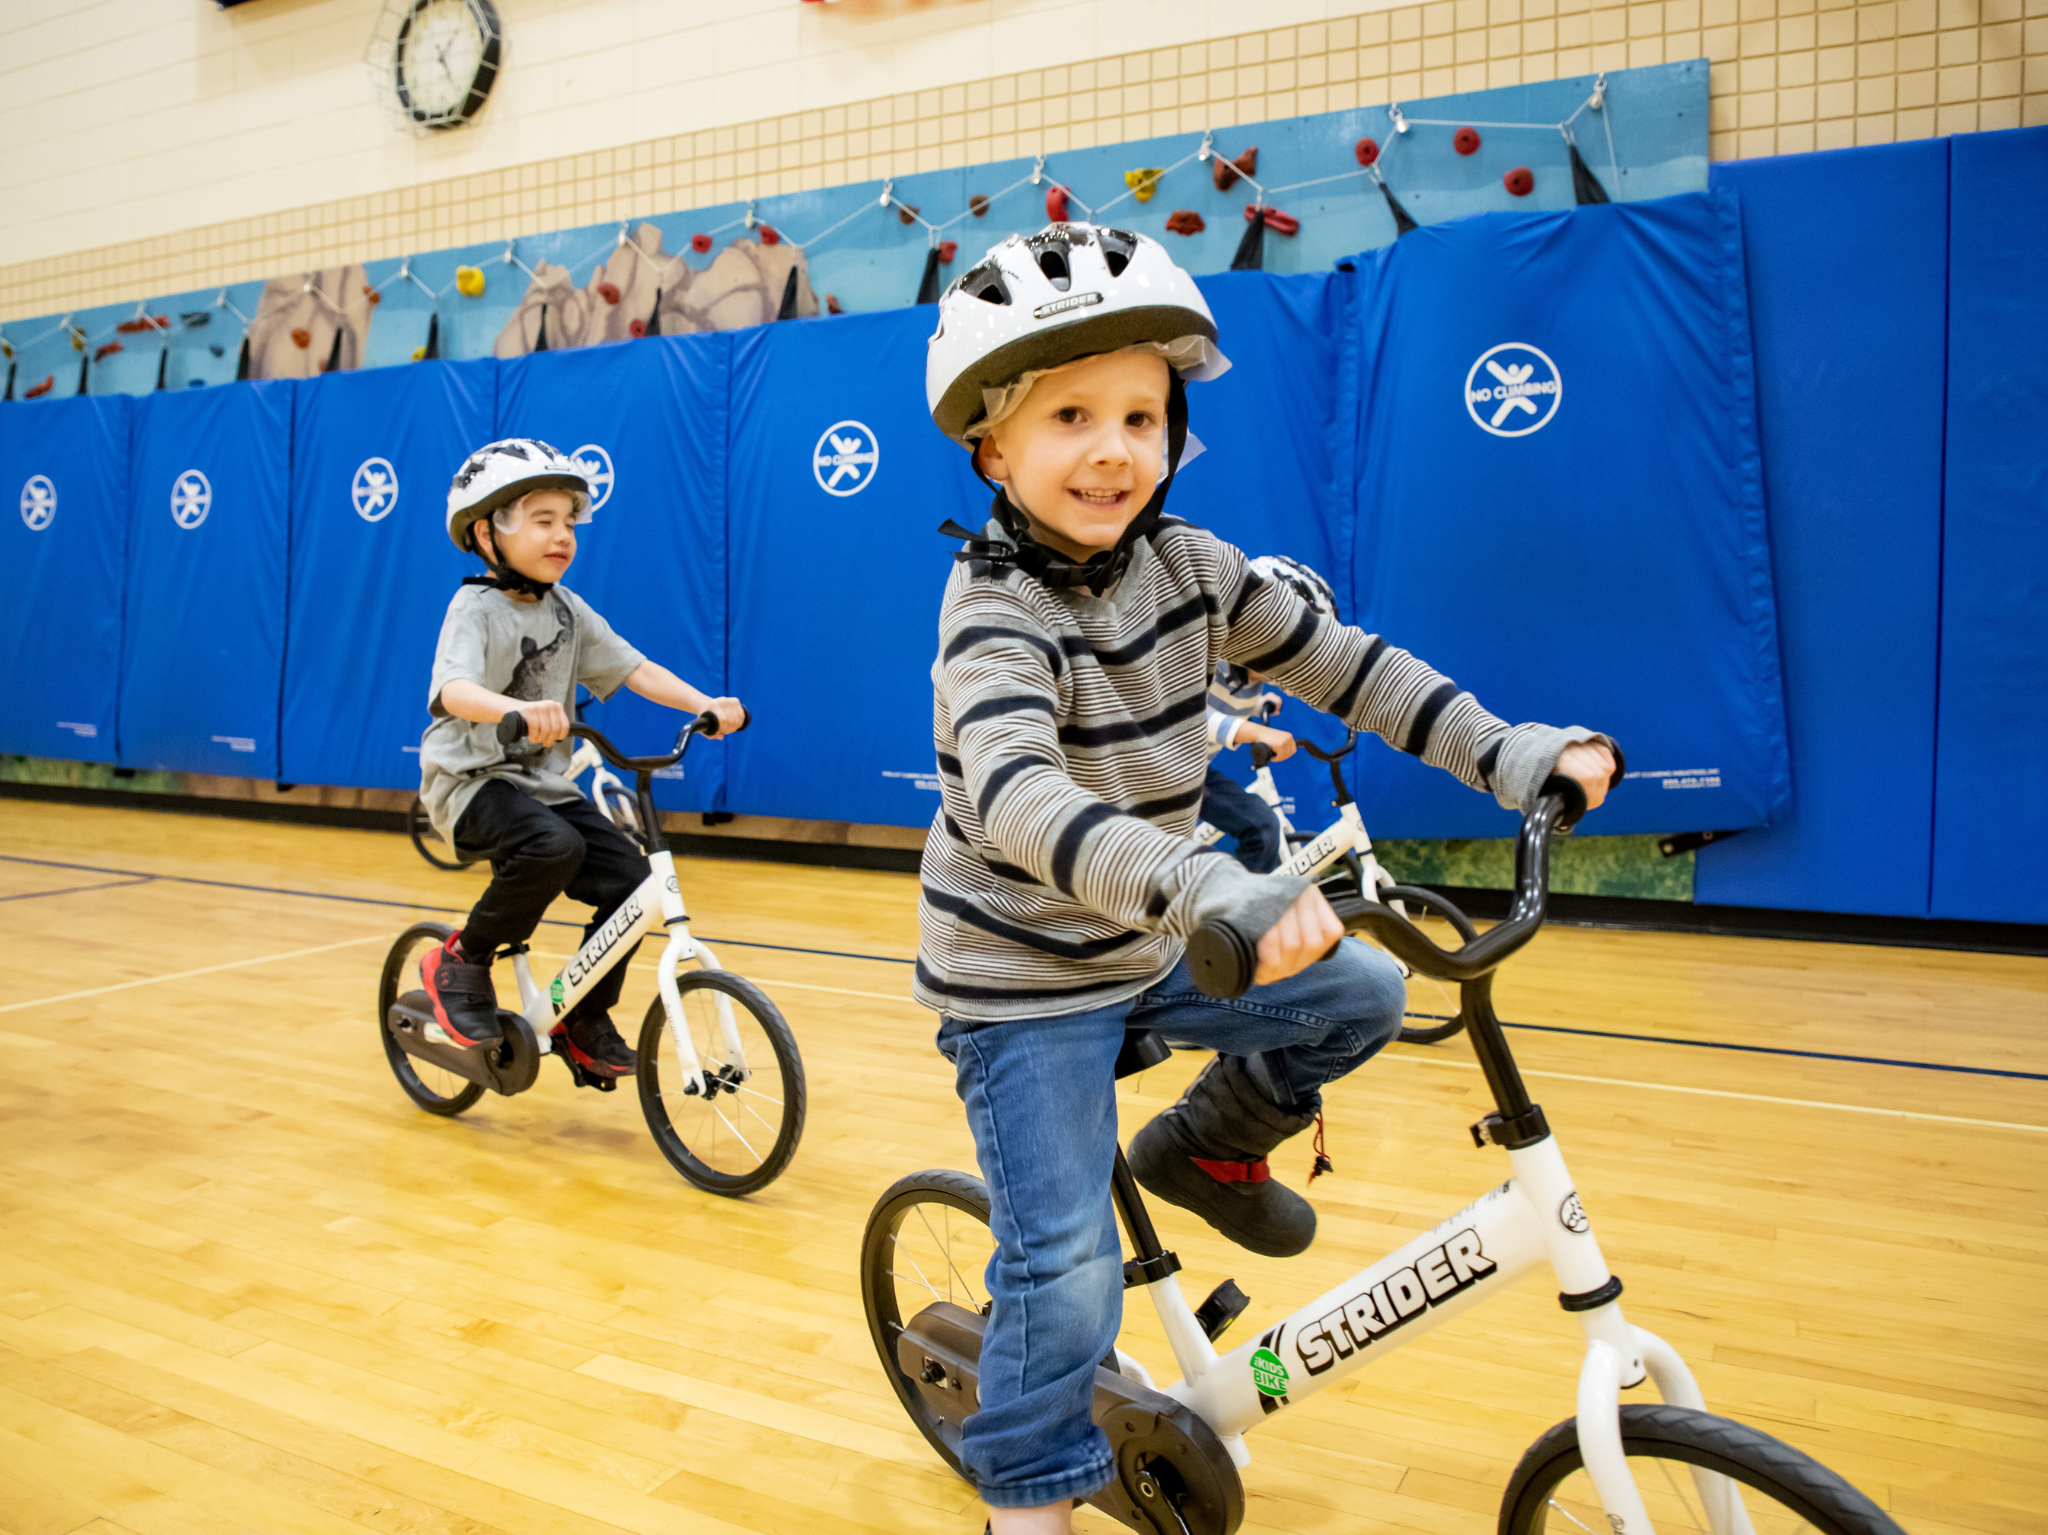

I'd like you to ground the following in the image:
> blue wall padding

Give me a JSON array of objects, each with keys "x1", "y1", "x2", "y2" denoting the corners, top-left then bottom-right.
[
  {"x1": 1693, "y1": 143, "x2": 1950, "y2": 917},
  {"x1": 280, "y1": 358, "x2": 498, "y2": 790},
  {"x1": 119, "y1": 381, "x2": 294, "y2": 777},
  {"x1": 722, "y1": 307, "x2": 977, "y2": 826},
  {"x1": 1930, "y1": 127, "x2": 2048, "y2": 925},
  {"x1": 0, "y1": 395, "x2": 132, "y2": 762},
  {"x1": 1344, "y1": 190, "x2": 1789, "y2": 839},
  {"x1": 495, "y1": 334, "x2": 730, "y2": 812}
]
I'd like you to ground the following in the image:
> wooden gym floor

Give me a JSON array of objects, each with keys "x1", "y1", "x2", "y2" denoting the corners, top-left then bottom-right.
[{"x1": 0, "y1": 798, "x2": 2042, "y2": 1535}]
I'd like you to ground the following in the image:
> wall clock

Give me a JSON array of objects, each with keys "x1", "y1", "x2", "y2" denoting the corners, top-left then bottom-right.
[{"x1": 391, "y1": 0, "x2": 502, "y2": 131}]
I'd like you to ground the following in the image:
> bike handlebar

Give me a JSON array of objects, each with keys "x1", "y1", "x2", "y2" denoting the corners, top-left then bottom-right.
[
  {"x1": 494, "y1": 706, "x2": 749, "y2": 771},
  {"x1": 1185, "y1": 777, "x2": 1588, "y2": 999}
]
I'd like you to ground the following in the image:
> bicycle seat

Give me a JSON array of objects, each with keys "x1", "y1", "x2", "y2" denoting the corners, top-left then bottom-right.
[{"x1": 1115, "y1": 1027, "x2": 1171, "y2": 1079}]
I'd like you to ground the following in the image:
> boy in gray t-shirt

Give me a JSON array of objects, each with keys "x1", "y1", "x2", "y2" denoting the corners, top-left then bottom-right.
[{"x1": 418, "y1": 438, "x2": 746, "y2": 1081}]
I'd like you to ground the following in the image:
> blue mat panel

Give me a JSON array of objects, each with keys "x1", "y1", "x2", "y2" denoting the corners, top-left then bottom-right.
[{"x1": 0, "y1": 396, "x2": 132, "y2": 762}]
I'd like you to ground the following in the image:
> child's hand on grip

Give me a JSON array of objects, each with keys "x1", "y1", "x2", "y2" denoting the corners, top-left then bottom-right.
[
  {"x1": 706, "y1": 697, "x2": 748, "y2": 737},
  {"x1": 1237, "y1": 721, "x2": 1297, "y2": 761},
  {"x1": 515, "y1": 700, "x2": 571, "y2": 746},
  {"x1": 1554, "y1": 740, "x2": 1617, "y2": 813},
  {"x1": 1253, "y1": 885, "x2": 1344, "y2": 986}
]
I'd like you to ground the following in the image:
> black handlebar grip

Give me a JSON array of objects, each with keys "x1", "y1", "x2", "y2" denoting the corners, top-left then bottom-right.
[
  {"x1": 1539, "y1": 772, "x2": 1590, "y2": 829},
  {"x1": 495, "y1": 713, "x2": 530, "y2": 746},
  {"x1": 1188, "y1": 920, "x2": 1258, "y2": 999},
  {"x1": 696, "y1": 705, "x2": 752, "y2": 739},
  {"x1": 1248, "y1": 742, "x2": 1274, "y2": 770}
]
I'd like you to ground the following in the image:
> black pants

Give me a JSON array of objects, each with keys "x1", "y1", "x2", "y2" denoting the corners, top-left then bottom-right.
[
  {"x1": 1201, "y1": 760, "x2": 1284, "y2": 874},
  {"x1": 453, "y1": 779, "x2": 648, "y2": 1013}
]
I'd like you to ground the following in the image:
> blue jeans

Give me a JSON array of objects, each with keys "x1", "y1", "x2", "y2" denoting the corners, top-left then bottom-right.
[
  {"x1": 935, "y1": 939, "x2": 1407, "y2": 1508},
  {"x1": 1201, "y1": 760, "x2": 1283, "y2": 873}
]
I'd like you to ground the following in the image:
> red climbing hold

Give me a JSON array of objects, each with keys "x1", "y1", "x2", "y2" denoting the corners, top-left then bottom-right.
[
  {"x1": 938, "y1": 240, "x2": 958, "y2": 262},
  {"x1": 897, "y1": 203, "x2": 920, "y2": 225},
  {"x1": 826, "y1": 293, "x2": 844, "y2": 314},
  {"x1": 116, "y1": 315, "x2": 170, "y2": 334},
  {"x1": 1455, "y1": 126, "x2": 1482, "y2": 155},
  {"x1": 1164, "y1": 209, "x2": 1206, "y2": 235},
  {"x1": 291, "y1": 328, "x2": 312, "y2": 349},
  {"x1": 364, "y1": 284, "x2": 382, "y2": 305},
  {"x1": 629, "y1": 318, "x2": 647, "y2": 338},
  {"x1": 1504, "y1": 166, "x2": 1534, "y2": 196},
  {"x1": 1213, "y1": 146, "x2": 1257, "y2": 192},
  {"x1": 1046, "y1": 184, "x2": 1069, "y2": 222},
  {"x1": 1244, "y1": 204, "x2": 1299, "y2": 235},
  {"x1": 24, "y1": 375, "x2": 53, "y2": 399},
  {"x1": 93, "y1": 341, "x2": 123, "y2": 361},
  {"x1": 759, "y1": 224, "x2": 780, "y2": 245},
  {"x1": 969, "y1": 194, "x2": 990, "y2": 217},
  {"x1": 690, "y1": 232, "x2": 713, "y2": 253},
  {"x1": 597, "y1": 282, "x2": 621, "y2": 304},
  {"x1": 1354, "y1": 137, "x2": 1380, "y2": 166}
]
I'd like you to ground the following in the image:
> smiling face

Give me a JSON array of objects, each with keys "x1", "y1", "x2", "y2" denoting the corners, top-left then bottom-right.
[
  {"x1": 973, "y1": 349, "x2": 1172, "y2": 563},
  {"x1": 474, "y1": 488, "x2": 578, "y2": 594}
]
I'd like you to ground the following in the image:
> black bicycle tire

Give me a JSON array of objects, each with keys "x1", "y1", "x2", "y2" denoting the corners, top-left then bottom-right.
[
  {"x1": 1500, "y1": 1403, "x2": 1905, "y2": 1535},
  {"x1": 860, "y1": 1169, "x2": 996, "y2": 1480},
  {"x1": 408, "y1": 797, "x2": 479, "y2": 871},
  {"x1": 1381, "y1": 883, "x2": 1479, "y2": 1045},
  {"x1": 378, "y1": 920, "x2": 484, "y2": 1116},
  {"x1": 637, "y1": 970, "x2": 806, "y2": 1196}
]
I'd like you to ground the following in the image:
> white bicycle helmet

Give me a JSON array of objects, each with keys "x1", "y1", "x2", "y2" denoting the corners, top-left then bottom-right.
[
  {"x1": 445, "y1": 438, "x2": 593, "y2": 554},
  {"x1": 1250, "y1": 554, "x2": 1340, "y2": 621},
  {"x1": 926, "y1": 223, "x2": 1230, "y2": 444}
]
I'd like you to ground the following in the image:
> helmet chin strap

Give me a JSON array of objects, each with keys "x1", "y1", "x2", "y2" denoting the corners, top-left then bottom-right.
[
  {"x1": 462, "y1": 524, "x2": 555, "y2": 599},
  {"x1": 945, "y1": 373, "x2": 1190, "y2": 597}
]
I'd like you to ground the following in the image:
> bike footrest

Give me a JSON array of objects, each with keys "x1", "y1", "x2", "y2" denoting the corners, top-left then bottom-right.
[{"x1": 1194, "y1": 1278, "x2": 1251, "y2": 1342}]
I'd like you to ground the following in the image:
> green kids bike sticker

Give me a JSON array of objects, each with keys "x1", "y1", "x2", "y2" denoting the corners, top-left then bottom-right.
[
  {"x1": 549, "y1": 976, "x2": 564, "y2": 1012},
  {"x1": 1249, "y1": 1347, "x2": 1290, "y2": 1397}
]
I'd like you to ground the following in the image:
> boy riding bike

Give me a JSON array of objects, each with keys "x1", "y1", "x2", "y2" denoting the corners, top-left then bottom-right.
[
  {"x1": 417, "y1": 438, "x2": 745, "y2": 1081},
  {"x1": 918, "y1": 222, "x2": 1619, "y2": 1533}
]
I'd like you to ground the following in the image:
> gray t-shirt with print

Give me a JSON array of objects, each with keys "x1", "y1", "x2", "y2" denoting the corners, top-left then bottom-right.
[{"x1": 419, "y1": 583, "x2": 645, "y2": 845}]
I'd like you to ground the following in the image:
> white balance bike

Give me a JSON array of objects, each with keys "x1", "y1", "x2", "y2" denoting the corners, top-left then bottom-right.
[{"x1": 862, "y1": 785, "x2": 1903, "y2": 1535}]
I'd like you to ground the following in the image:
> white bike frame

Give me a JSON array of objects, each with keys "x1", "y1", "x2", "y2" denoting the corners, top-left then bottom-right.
[{"x1": 500, "y1": 846, "x2": 751, "y2": 1097}]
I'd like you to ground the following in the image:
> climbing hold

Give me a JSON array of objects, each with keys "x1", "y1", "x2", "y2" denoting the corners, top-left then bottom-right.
[
  {"x1": 1045, "y1": 184, "x2": 1069, "y2": 221},
  {"x1": 597, "y1": 281, "x2": 621, "y2": 304},
  {"x1": 208, "y1": 343, "x2": 223, "y2": 357},
  {"x1": 364, "y1": 284, "x2": 382, "y2": 306},
  {"x1": 116, "y1": 315, "x2": 170, "y2": 334},
  {"x1": 25, "y1": 375, "x2": 53, "y2": 399},
  {"x1": 291, "y1": 328, "x2": 312, "y2": 349},
  {"x1": 1354, "y1": 137, "x2": 1380, "y2": 166},
  {"x1": 94, "y1": 341, "x2": 123, "y2": 361},
  {"x1": 1125, "y1": 167, "x2": 1166, "y2": 202},
  {"x1": 826, "y1": 293, "x2": 843, "y2": 314},
  {"x1": 939, "y1": 240, "x2": 958, "y2": 262},
  {"x1": 629, "y1": 318, "x2": 647, "y2": 338},
  {"x1": 69, "y1": 331, "x2": 84, "y2": 352},
  {"x1": 759, "y1": 224, "x2": 780, "y2": 245},
  {"x1": 1454, "y1": 126, "x2": 1482, "y2": 155},
  {"x1": 1245, "y1": 204, "x2": 1299, "y2": 236},
  {"x1": 897, "y1": 203, "x2": 920, "y2": 225},
  {"x1": 1213, "y1": 146, "x2": 1257, "y2": 192},
  {"x1": 690, "y1": 232, "x2": 713, "y2": 253},
  {"x1": 1164, "y1": 210, "x2": 1205, "y2": 235},
  {"x1": 411, "y1": 343, "x2": 428, "y2": 361},
  {"x1": 455, "y1": 265, "x2": 486, "y2": 297},
  {"x1": 1504, "y1": 166, "x2": 1534, "y2": 196},
  {"x1": 969, "y1": 193, "x2": 990, "y2": 217},
  {"x1": 181, "y1": 311, "x2": 211, "y2": 329}
]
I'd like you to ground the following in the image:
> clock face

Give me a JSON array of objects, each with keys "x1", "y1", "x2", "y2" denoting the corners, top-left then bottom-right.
[{"x1": 394, "y1": 0, "x2": 500, "y2": 129}]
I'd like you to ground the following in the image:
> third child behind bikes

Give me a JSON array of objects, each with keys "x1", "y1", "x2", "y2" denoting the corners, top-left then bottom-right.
[
  {"x1": 918, "y1": 222, "x2": 1620, "y2": 1532},
  {"x1": 417, "y1": 439, "x2": 746, "y2": 1082}
]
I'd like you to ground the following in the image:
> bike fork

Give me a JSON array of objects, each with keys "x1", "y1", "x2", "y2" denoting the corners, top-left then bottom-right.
[{"x1": 647, "y1": 851, "x2": 750, "y2": 1096}]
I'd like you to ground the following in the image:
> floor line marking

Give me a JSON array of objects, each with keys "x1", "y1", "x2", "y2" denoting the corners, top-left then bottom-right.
[
  {"x1": 1383, "y1": 1050, "x2": 2048, "y2": 1134},
  {"x1": 0, "y1": 933, "x2": 391, "y2": 1015},
  {"x1": 0, "y1": 875, "x2": 155, "y2": 903}
]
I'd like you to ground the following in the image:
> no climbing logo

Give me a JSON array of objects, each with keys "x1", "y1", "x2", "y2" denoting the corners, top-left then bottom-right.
[{"x1": 1465, "y1": 343, "x2": 1562, "y2": 438}]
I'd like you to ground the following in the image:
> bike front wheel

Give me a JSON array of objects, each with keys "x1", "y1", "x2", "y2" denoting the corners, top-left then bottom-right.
[
  {"x1": 860, "y1": 1169, "x2": 997, "y2": 1478},
  {"x1": 637, "y1": 971, "x2": 805, "y2": 1196},
  {"x1": 1501, "y1": 1403, "x2": 1905, "y2": 1535}
]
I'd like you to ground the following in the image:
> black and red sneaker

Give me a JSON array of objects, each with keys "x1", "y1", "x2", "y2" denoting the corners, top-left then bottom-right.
[
  {"x1": 552, "y1": 1009, "x2": 637, "y2": 1077},
  {"x1": 419, "y1": 933, "x2": 503, "y2": 1048}
]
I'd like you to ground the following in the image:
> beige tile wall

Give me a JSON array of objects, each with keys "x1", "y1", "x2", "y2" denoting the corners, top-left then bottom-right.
[{"x1": 1, "y1": 0, "x2": 2035, "y2": 323}]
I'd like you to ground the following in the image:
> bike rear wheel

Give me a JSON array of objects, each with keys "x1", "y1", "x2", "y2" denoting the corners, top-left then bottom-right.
[
  {"x1": 637, "y1": 970, "x2": 805, "y2": 1196},
  {"x1": 408, "y1": 797, "x2": 480, "y2": 871},
  {"x1": 860, "y1": 1169, "x2": 997, "y2": 1477},
  {"x1": 1380, "y1": 883, "x2": 1478, "y2": 1044},
  {"x1": 378, "y1": 921, "x2": 484, "y2": 1116},
  {"x1": 599, "y1": 786, "x2": 649, "y2": 854},
  {"x1": 1501, "y1": 1404, "x2": 1905, "y2": 1535}
]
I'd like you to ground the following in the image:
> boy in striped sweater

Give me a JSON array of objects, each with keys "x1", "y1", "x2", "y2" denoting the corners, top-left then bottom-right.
[{"x1": 921, "y1": 224, "x2": 1618, "y2": 1532}]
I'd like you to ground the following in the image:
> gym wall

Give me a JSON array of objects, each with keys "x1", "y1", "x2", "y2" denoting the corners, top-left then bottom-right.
[{"x1": 3, "y1": 0, "x2": 2038, "y2": 321}]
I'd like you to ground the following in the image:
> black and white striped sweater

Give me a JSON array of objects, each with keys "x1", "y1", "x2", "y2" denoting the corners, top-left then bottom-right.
[{"x1": 916, "y1": 514, "x2": 1590, "y2": 1022}]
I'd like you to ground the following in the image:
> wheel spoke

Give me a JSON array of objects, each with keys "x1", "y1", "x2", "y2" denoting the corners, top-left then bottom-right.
[
  {"x1": 1543, "y1": 1499, "x2": 1600, "y2": 1535},
  {"x1": 711, "y1": 1103, "x2": 761, "y2": 1162}
]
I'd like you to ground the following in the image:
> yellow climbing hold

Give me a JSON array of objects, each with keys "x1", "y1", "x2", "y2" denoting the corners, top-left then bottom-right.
[
  {"x1": 455, "y1": 265, "x2": 486, "y2": 298},
  {"x1": 411, "y1": 343, "x2": 429, "y2": 361},
  {"x1": 1124, "y1": 167, "x2": 1166, "y2": 203}
]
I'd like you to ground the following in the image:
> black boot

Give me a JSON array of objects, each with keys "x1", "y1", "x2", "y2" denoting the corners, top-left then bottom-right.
[{"x1": 1128, "y1": 1054, "x2": 1318, "y2": 1258}]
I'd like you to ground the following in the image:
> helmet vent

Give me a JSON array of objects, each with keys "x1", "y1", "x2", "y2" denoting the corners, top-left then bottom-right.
[
  {"x1": 1036, "y1": 247, "x2": 1071, "y2": 291},
  {"x1": 962, "y1": 264, "x2": 1011, "y2": 305},
  {"x1": 1098, "y1": 228, "x2": 1137, "y2": 277}
]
